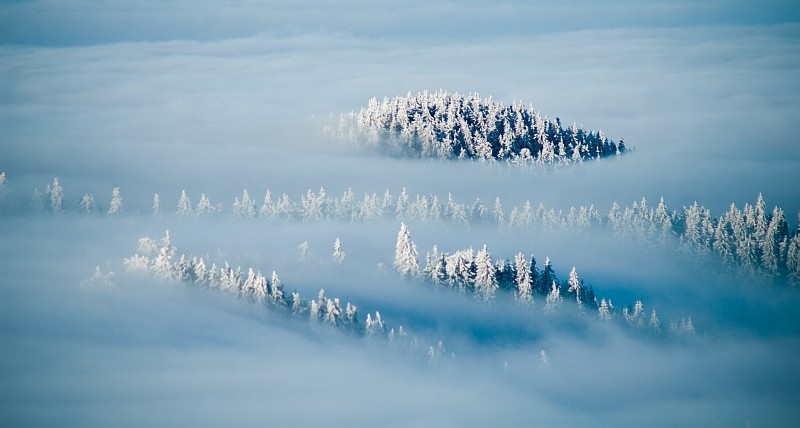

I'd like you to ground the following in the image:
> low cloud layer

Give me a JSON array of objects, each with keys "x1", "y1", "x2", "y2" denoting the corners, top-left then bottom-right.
[{"x1": 2, "y1": 1, "x2": 799, "y2": 426}]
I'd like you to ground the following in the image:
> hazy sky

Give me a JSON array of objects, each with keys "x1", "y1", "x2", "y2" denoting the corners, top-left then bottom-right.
[{"x1": 2, "y1": 1, "x2": 800, "y2": 427}]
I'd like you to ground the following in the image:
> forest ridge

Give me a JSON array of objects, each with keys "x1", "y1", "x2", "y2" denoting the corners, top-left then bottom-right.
[{"x1": 336, "y1": 91, "x2": 626, "y2": 163}]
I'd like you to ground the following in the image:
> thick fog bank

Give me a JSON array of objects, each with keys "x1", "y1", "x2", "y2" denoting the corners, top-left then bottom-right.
[
  {"x1": 3, "y1": 1, "x2": 799, "y2": 426},
  {"x1": 2, "y1": 23, "x2": 799, "y2": 215},
  {"x1": 2, "y1": 217, "x2": 799, "y2": 426}
]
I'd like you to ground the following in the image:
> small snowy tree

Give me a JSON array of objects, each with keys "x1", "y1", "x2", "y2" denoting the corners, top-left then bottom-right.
[
  {"x1": 196, "y1": 193, "x2": 214, "y2": 215},
  {"x1": 291, "y1": 291, "x2": 306, "y2": 316},
  {"x1": 682, "y1": 318, "x2": 695, "y2": 335},
  {"x1": 107, "y1": 187, "x2": 123, "y2": 216},
  {"x1": 365, "y1": 311, "x2": 385, "y2": 337},
  {"x1": 567, "y1": 267, "x2": 581, "y2": 306},
  {"x1": 152, "y1": 193, "x2": 162, "y2": 216},
  {"x1": 269, "y1": 270, "x2": 286, "y2": 306},
  {"x1": 473, "y1": 245, "x2": 498, "y2": 302},
  {"x1": 49, "y1": 178, "x2": 64, "y2": 214},
  {"x1": 193, "y1": 258, "x2": 207, "y2": 284},
  {"x1": 79, "y1": 194, "x2": 96, "y2": 215},
  {"x1": 344, "y1": 302, "x2": 358, "y2": 329},
  {"x1": 324, "y1": 298, "x2": 342, "y2": 326},
  {"x1": 598, "y1": 298, "x2": 613, "y2": 321},
  {"x1": 333, "y1": 237, "x2": 346, "y2": 265},
  {"x1": 539, "y1": 350, "x2": 550, "y2": 367},
  {"x1": 393, "y1": 223, "x2": 419, "y2": 277},
  {"x1": 544, "y1": 281, "x2": 562, "y2": 313},
  {"x1": 31, "y1": 187, "x2": 44, "y2": 213},
  {"x1": 631, "y1": 300, "x2": 645, "y2": 327},
  {"x1": 152, "y1": 247, "x2": 174, "y2": 279},
  {"x1": 177, "y1": 190, "x2": 192, "y2": 217},
  {"x1": 493, "y1": 197, "x2": 505, "y2": 225},
  {"x1": 234, "y1": 189, "x2": 256, "y2": 218},
  {"x1": 298, "y1": 240, "x2": 312, "y2": 261},
  {"x1": 649, "y1": 309, "x2": 661, "y2": 330},
  {"x1": 514, "y1": 252, "x2": 533, "y2": 304}
]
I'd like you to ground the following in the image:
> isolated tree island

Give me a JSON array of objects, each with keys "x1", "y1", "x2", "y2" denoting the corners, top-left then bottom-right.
[{"x1": 338, "y1": 91, "x2": 626, "y2": 164}]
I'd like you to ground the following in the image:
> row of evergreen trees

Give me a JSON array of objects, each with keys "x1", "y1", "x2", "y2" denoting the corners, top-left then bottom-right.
[
  {"x1": 334, "y1": 91, "x2": 626, "y2": 163},
  {"x1": 4, "y1": 174, "x2": 798, "y2": 283},
  {"x1": 393, "y1": 223, "x2": 695, "y2": 333},
  {"x1": 121, "y1": 227, "x2": 692, "y2": 371},
  {"x1": 123, "y1": 231, "x2": 425, "y2": 344}
]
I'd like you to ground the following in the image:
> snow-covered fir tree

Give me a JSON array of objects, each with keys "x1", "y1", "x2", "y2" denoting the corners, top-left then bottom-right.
[
  {"x1": 233, "y1": 189, "x2": 256, "y2": 218},
  {"x1": 598, "y1": 298, "x2": 613, "y2": 320},
  {"x1": 259, "y1": 190, "x2": 274, "y2": 218},
  {"x1": 298, "y1": 241, "x2": 312, "y2": 261},
  {"x1": 567, "y1": 267, "x2": 582, "y2": 306},
  {"x1": 365, "y1": 311, "x2": 385, "y2": 337},
  {"x1": 544, "y1": 281, "x2": 562, "y2": 313},
  {"x1": 473, "y1": 245, "x2": 498, "y2": 302},
  {"x1": 514, "y1": 252, "x2": 533, "y2": 304},
  {"x1": 196, "y1": 193, "x2": 214, "y2": 215},
  {"x1": 107, "y1": 187, "x2": 123, "y2": 216},
  {"x1": 152, "y1": 193, "x2": 162, "y2": 217},
  {"x1": 333, "y1": 237, "x2": 346, "y2": 265},
  {"x1": 79, "y1": 194, "x2": 96, "y2": 215},
  {"x1": 649, "y1": 309, "x2": 661, "y2": 331},
  {"x1": 177, "y1": 190, "x2": 192, "y2": 217},
  {"x1": 269, "y1": 270, "x2": 286, "y2": 306},
  {"x1": 394, "y1": 223, "x2": 419, "y2": 277},
  {"x1": 49, "y1": 178, "x2": 64, "y2": 214}
]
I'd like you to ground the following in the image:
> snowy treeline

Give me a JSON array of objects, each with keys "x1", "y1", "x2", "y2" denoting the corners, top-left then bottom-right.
[
  {"x1": 335, "y1": 91, "x2": 626, "y2": 164},
  {"x1": 4, "y1": 174, "x2": 799, "y2": 283},
  {"x1": 122, "y1": 231, "x2": 433, "y2": 348},
  {"x1": 393, "y1": 223, "x2": 694, "y2": 334}
]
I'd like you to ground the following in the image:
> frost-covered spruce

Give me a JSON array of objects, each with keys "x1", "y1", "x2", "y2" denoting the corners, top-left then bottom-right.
[
  {"x1": 80, "y1": 194, "x2": 96, "y2": 215},
  {"x1": 473, "y1": 245, "x2": 498, "y2": 302},
  {"x1": 49, "y1": 178, "x2": 64, "y2": 214},
  {"x1": 394, "y1": 223, "x2": 419, "y2": 277},
  {"x1": 177, "y1": 190, "x2": 192, "y2": 217},
  {"x1": 333, "y1": 238, "x2": 346, "y2": 265},
  {"x1": 107, "y1": 187, "x2": 123, "y2": 216},
  {"x1": 514, "y1": 252, "x2": 533, "y2": 304}
]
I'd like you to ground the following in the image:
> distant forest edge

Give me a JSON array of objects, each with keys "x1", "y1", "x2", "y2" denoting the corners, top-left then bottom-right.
[
  {"x1": 1, "y1": 172, "x2": 798, "y2": 285},
  {"x1": 333, "y1": 91, "x2": 627, "y2": 164}
]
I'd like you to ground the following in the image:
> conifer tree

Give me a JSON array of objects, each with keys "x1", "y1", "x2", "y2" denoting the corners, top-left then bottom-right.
[
  {"x1": 598, "y1": 298, "x2": 612, "y2": 320},
  {"x1": 474, "y1": 245, "x2": 498, "y2": 302},
  {"x1": 544, "y1": 281, "x2": 562, "y2": 313},
  {"x1": 394, "y1": 223, "x2": 419, "y2": 277},
  {"x1": 649, "y1": 309, "x2": 661, "y2": 330},
  {"x1": 514, "y1": 252, "x2": 533, "y2": 304},
  {"x1": 79, "y1": 194, "x2": 96, "y2": 215},
  {"x1": 152, "y1": 193, "x2": 162, "y2": 217},
  {"x1": 333, "y1": 238, "x2": 346, "y2": 265},
  {"x1": 107, "y1": 187, "x2": 123, "y2": 216},
  {"x1": 177, "y1": 190, "x2": 192, "y2": 217},
  {"x1": 49, "y1": 178, "x2": 64, "y2": 214},
  {"x1": 567, "y1": 267, "x2": 582, "y2": 306}
]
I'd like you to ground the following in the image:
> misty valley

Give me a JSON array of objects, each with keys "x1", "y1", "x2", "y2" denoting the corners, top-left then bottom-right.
[{"x1": 2, "y1": 5, "x2": 799, "y2": 426}]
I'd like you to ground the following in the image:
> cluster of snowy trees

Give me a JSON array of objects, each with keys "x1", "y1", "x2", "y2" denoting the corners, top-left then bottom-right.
[
  {"x1": 335, "y1": 91, "x2": 626, "y2": 164},
  {"x1": 393, "y1": 223, "x2": 689, "y2": 333},
  {"x1": 138, "y1": 185, "x2": 800, "y2": 285},
  {"x1": 5, "y1": 173, "x2": 799, "y2": 284},
  {"x1": 123, "y1": 231, "x2": 426, "y2": 345}
]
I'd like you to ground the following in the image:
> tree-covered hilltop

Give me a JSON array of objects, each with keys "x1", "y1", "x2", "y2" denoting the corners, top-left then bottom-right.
[{"x1": 337, "y1": 91, "x2": 626, "y2": 164}]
